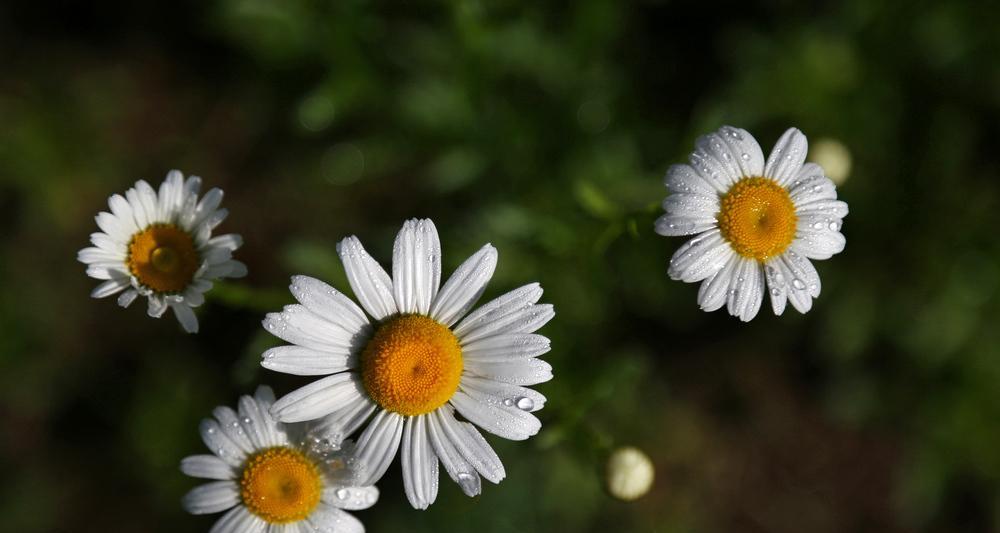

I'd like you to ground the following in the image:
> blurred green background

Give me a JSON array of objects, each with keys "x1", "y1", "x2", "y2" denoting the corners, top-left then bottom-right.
[{"x1": 2, "y1": 1, "x2": 1000, "y2": 532}]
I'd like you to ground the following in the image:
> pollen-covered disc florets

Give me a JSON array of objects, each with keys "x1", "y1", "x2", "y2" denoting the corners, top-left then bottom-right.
[
  {"x1": 240, "y1": 447, "x2": 322, "y2": 524},
  {"x1": 361, "y1": 314, "x2": 463, "y2": 416},
  {"x1": 717, "y1": 177, "x2": 797, "y2": 262}
]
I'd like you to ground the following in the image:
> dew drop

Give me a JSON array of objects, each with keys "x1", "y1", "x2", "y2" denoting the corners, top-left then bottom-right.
[
  {"x1": 515, "y1": 397, "x2": 535, "y2": 411},
  {"x1": 336, "y1": 488, "x2": 350, "y2": 500},
  {"x1": 792, "y1": 279, "x2": 806, "y2": 290}
]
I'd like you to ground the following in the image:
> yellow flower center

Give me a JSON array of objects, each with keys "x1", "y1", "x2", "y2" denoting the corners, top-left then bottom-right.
[
  {"x1": 126, "y1": 224, "x2": 199, "y2": 293},
  {"x1": 240, "y1": 447, "x2": 322, "y2": 524},
  {"x1": 361, "y1": 314, "x2": 463, "y2": 416},
  {"x1": 717, "y1": 177, "x2": 797, "y2": 262}
]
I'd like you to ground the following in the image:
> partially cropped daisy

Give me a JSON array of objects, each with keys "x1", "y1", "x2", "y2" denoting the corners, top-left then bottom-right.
[
  {"x1": 181, "y1": 386, "x2": 378, "y2": 533},
  {"x1": 655, "y1": 126, "x2": 848, "y2": 321},
  {"x1": 78, "y1": 170, "x2": 247, "y2": 333},
  {"x1": 261, "y1": 219, "x2": 554, "y2": 509}
]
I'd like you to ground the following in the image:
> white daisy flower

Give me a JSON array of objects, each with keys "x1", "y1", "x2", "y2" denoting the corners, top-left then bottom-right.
[
  {"x1": 261, "y1": 218, "x2": 554, "y2": 509},
  {"x1": 77, "y1": 170, "x2": 247, "y2": 333},
  {"x1": 181, "y1": 386, "x2": 378, "y2": 533},
  {"x1": 655, "y1": 126, "x2": 848, "y2": 321}
]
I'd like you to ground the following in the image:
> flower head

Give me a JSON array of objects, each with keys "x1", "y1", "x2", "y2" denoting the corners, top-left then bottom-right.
[
  {"x1": 180, "y1": 386, "x2": 378, "y2": 532},
  {"x1": 78, "y1": 170, "x2": 247, "y2": 332},
  {"x1": 655, "y1": 126, "x2": 848, "y2": 321},
  {"x1": 261, "y1": 219, "x2": 554, "y2": 509}
]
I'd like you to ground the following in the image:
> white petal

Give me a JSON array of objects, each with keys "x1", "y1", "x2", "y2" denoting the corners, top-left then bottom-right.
[
  {"x1": 433, "y1": 407, "x2": 505, "y2": 483},
  {"x1": 460, "y1": 375, "x2": 547, "y2": 412},
  {"x1": 792, "y1": 228, "x2": 846, "y2": 260},
  {"x1": 309, "y1": 395, "x2": 377, "y2": 445},
  {"x1": 199, "y1": 419, "x2": 247, "y2": 467},
  {"x1": 90, "y1": 278, "x2": 129, "y2": 298},
  {"x1": 90, "y1": 231, "x2": 124, "y2": 253},
  {"x1": 392, "y1": 219, "x2": 441, "y2": 315},
  {"x1": 664, "y1": 164, "x2": 716, "y2": 196},
  {"x1": 716, "y1": 125, "x2": 766, "y2": 177},
  {"x1": 77, "y1": 246, "x2": 123, "y2": 264},
  {"x1": 135, "y1": 180, "x2": 162, "y2": 223},
  {"x1": 796, "y1": 198, "x2": 849, "y2": 220},
  {"x1": 725, "y1": 259, "x2": 764, "y2": 322},
  {"x1": 337, "y1": 236, "x2": 397, "y2": 320},
  {"x1": 289, "y1": 275, "x2": 369, "y2": 334},
  {"x1": 764, "y1": 127, "x2": 809, "y2": 187},
  {"x1": 159, "y1": 170, "x2": 185, "y2": 217},
  {"x1": 209, "y1": 506, "x2": 266, "y2": 533},
  {"x1": 352, "y1": 410, "x2": 404, "y2": 485},
  {"x1": 95, "y1": 212, "x2": 131, "y2": 242},
  {"x1": 455, "y1": 288, "x2": 554, "y2": 343},
  {"x1": 461, "y1": 333, "x2": 550, "y2": 362},
  {"x1": 117, "y1": 289, "x2": 139, "y2": 308},
  {"x1": 262, "y1": 305, "x2": 370, "y2": 353},
  {"x1": 238, "y1": 394, "x2": 280, "y2": 449},
  {"x1": 181, "y1": 455, "x2": 235, "y2": 480},
  {"x1": 306, "y1": 504, "x2": 364, "y2": 533},
  {"x1": 212, "y1": 406, "x2": 255, "y2": 453},
  {"x1": 401, "y1": 415, "x2": 439, "y2": 509},
  {"x1": 668, "y1": 229, "x2": 734, "y2": 283},
  {"x1": 689, "y1": 129, "x2": 749, "y2": 193},
  {"x1": 429, "y1": 244, "x2": 497, "y2": 326},
  {"x1": 321, "y1": 485, "x2": 380, "y2": 510},
  {"x1": 450, "y1": 389, "x2": 541, "y2": 441},
  {"x1": 653, "y1": 212, "x2": 718, "y2": 236},
  {"x1": 172, "y1": 304, "x2": 199, "y2": 333},
  {"x1": 426, "y1": 411, "x2": 482, "y2": 497},
  {"x1": 147, "y1": 295, "x2": 168, "y2": 318},
  {"x1": 208, "y1": 233, "x2": 243, "y2": 251},
  {"x1": 181, "y1": 481, "x2": 239, "y2": 514},
  {"x1": 261, "y1": 345, "x2": 357, "y2": 376},
  {"x1": 464, "y1": 358, "x2": 553, "y2": 386},
  {"x1": 763, "y1": 261, "x2": 788, "y2": 316},
  {"x1": 661, "y1": 192, "x2": 720, "y2": 219},
  {"x1": 778, "y1": 250, "x2": 820, "y2": 314},
  {"x1": 697, "y1": 253, "x2": 741, "y2": 312},
  {"x1": 107, "y1": 194, "x2": 139, "y2": 235},
  {"x1": 270, "y1": 373, "x2": 365, "y2": 423},
  {"x1": 787, "y1": 164, "x2": 838, "y2": 206}
]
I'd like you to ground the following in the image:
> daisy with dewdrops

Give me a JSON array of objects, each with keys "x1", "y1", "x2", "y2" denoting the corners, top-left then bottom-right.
[
  {"x1": 181, "y1": 386, "x2": 378, "y2": 533},
  {"x1": 77, "y1": 170, "x2": 247, "y2": 333},
  {"x1": 260, "y1": 219, "x2": 554, "y2": 509},
  {"x1": 655, "y1": 126, "x2": 848, "y2": 321}
]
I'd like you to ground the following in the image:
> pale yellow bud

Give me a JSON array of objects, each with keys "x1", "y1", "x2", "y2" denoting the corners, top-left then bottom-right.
[
  {"x1": 606, "y1": 446, "x2": 654, "y2": 501},
  {"x1": 809, "y1": 137, "x2": 852, "y2": 186}
]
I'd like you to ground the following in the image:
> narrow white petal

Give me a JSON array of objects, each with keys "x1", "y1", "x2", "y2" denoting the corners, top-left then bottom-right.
[
  {"x1": 209, "y1": 506, "x2": 266, "y2": 533},
  {"x1": 392, "y1": 219, "x2": 441, "y2": 315},
  {"x1": 783, "y1": 249, "x2": 822, "y2": 297},
  {"x1": 238, "y1": 394, "x2": 278, "y2": 449},
  {"x1": 456, "y1": 294, "x2": 554, "y2": 344},
  {"x1": 654, "y1": 213, "x2": 717, "y2": 237},
  {"x1": 689, "y1": 129, "x2": 750, "y2": 192},
  {"x1": 262, "y1": 305, "x2": 370, "y2": 354},
  {"x1": 460, "y1": 375, "x2": 547, "y2": 412},
  {"x1": 778, "y1": 251, "x2": 819, "y2": 313},
  {"x1": 337, "y1": 236, "x2": 397, "y2": 320},
  {"x1": 763, "y1": 261, "x2": 788, "y2": 316},
  {"x1": 181, "y1": 481, "x2": 239, "y2": 514},
  {"x1": 199, "y1": 419, "x2": 247, "y2": 467},
  {"x1": 117, "y1": 289, "x2": 139, "y2": 308},
  {"x1": 764, "y1": 127, "x2": 809, "y2": 187},
  {"x1": 159, "y1": 170, "x2": 184, "y2": 218},
  {"x1": 147, "y1": 295, "x2": 168, "y2": 318},
  {"x1": 464, "y1": 358, "x2": 553, "y2": 386},
  {"x1": 401, "y1": 415, "x2": 439, "y2": 509},
  {"x1": 261, "y1": 345, "x2": 357, "y2": 376},
  {"x1": 426, "y1": 411, "x2": 482, "y2": 497},
  {"x1": 306, "y1": 504, "x2": 364, "y2": 533},
  {"x1": 433, "y1": 407, "x2": 505, "y2": 483},
  {"x1": 352, "y1": 410, "x2": 404, "y2": 486},
  {"x1": 716, "y1": 125, "x2": 766, "y2": 177},
  {"x1": 181, "y1": 455, "x2": 235, "y2": 480},
  {"x1": 77, "y1": 247, "x2": 123, "y2": 264},
  {"x1": 107, "y1": 194, "x2": 139, "y2": 235},
  {"x1": 135, "y1": 180, "x2": 162, "y2": 223},
  {"x1": 725, "y1": 259, "x2": 764, "y2": 322},
  {"x1": 660, "y1": 192, "x2": 720, "y2": 220},
  {"x1": 429, "y1": 244, "x2": 497, "y2": 327},
  {"x1": 792, "y1": 228, "x2": 846, "y2": 260},
  {"x1": 270, "y1": 373, "x2": 364, "y2": 423},
  {"x1": 208, "y1": 233, "x2": 243, "y2": 251},
  {"x1": 450, "y1": 389, "x2": 541, "y2": 441},
  {"x1": 697, "y1": 253, "x2": 741, "y2": 312},
  {"x1": 95, "y1": 212, "x2": 131, "y2": 242},
  {"x1": 289, "y1": 275, "x2": 369, "y2": 333},
  {"x1": 668, "y1": 229, "x2": 733, "y2": 283},
  {"x1": 321, "y1": 485, "x2": 380, "y2": 510},
  {"x1": 90, "y1": 278, "x2": 129, "y2": 298},
  {"x1": 309, "y1": 395, "x2": 377, "y2": 445},
  {"x1": 172, "y1": 304, "x2": 199, "y2": 333},
  {"x1": 787, "y1": 164, "x2": 839, "y2": 206},
  {"x1": 453, "y1": 283, "x2": 541, "y2": 338},
  {"x1": 124, "y1": 189, "x2": 149, "y2": 230},
  {"x1": 461, "y1": 333, "x2": 550, "y2": 362},
  {"x1": 212, "y1": 406, "x2": 255, "y2": 453},
  {"x1": 664, "y1": 163, "x2": 716, "y2": 196},
  {"x1": 90, "y1": 231, "x2": 124, "y2": 253}
]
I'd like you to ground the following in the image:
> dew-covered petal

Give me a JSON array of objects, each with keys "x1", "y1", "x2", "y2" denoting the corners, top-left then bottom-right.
[
  {"x1": 199, "y1": 419, "x2": 247, "y2": 467},
  {"x1": 792, "y1": 227, "x2": 846, "y2": 260},
  {"x1": 308, "y1": 395, "x2": 377, "y2": 446},
  {"x1": 262, "y1": 305, "x2": 369, "y2": 354},
  {"x1": 427, "y1": 411, "x2": 482, "y2": 497},
  {"x1": 697, "y1": 253, "x2": 741, "y2": 312},
  {"x1": 463, "y1": 358, "x2": 553, "y2": 386},
  {"x1": 180, "y1": 455, "x2": 235, "y2": 480},
  {"x1": 459, "y1": 375, "x2": 547, "y2": 412},
  {"x1": 429, "y1": 244, "x2": 497, "y2": 327},
  {"x1": 765, "y1": 127, "x2": 809, "y2": 187},
  {"x1": 289, "y1": 275, "x2": 369, "y2": 333},
  {"x1": 337, "y1": 236, "x2": 397, "y2": 320},
  {"x1": 461, "y1": 334, "x2": 551, "y2": 362},
  {"x1": 726, "y1": 259, "x2": 764, "y2": 322},
  {"x1": 261, "y1": 346, "x2": 357, "y2": 376},
  {"x1": 450, "y1": 389, "x2": 541, "y2": 441},
  {"x1": 209, "y1": 505, "x2": 266, "y2": 533},
  {"x1": 763, "y1": 261, "x2": 788, "y2": 316},
  {"x1": 401, "y1": 415, "x2": 439, "y2": 510},
  {"x1": 270, "y1": 373, "x2": 365, "y2": 423},
  {"x1": 182, "y1": 481, "x2": 239, "y2": 514},
  {"x1": 664, "y1": 163, "x2": 716, "y2": 196},
  {"x1": 668, "y1": 229, "x2": 734, "y2": 283},
  {"x1": 392, "y1": 218, "x2": 441, "y2": 315},
  {"x1": 352, "y1": 410, "x2": 404, "y2": 486},
  {"x1": 321, "y1": 485, "x2": 380, "y2": 511},
  {"x1": 433, "y1": 407, "x2": 505, "y2": 483},
  {"x1": 306, "y1": 504, "x2": 364, "y2": 533}
]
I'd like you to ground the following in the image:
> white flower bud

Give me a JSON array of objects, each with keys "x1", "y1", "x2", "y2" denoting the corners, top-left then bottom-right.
[
  {"x1": 606, "y1": 446, "x2": 654, "y2": 501},
  {"x1": 809, "y1": 137, "x2": 852, "y2": 185}
]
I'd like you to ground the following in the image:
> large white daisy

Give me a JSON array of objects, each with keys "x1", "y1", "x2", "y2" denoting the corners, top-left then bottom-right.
[
  {"x1": 77, "y1": 170, "x2": 247, "y2": 333},
  {"x1": 655, "y1": 126, "x2": 848, "y2": 321},
  {"x1": 181, "y1": 386, "x2": 378, "y2": 533},
  {"x1": 261, "y1": 218, "x2": 554, "y2": 509}
]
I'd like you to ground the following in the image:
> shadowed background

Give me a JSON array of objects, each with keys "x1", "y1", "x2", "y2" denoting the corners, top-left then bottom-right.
[{"x1": 2, "y1": 1, "x2": 1000, "y2": 532}]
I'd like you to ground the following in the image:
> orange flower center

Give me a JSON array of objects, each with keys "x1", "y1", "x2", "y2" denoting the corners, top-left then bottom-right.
[
  {"x1": 126, "y1": 224, "x2": 199, "y2": 293},
  {"x1": 717, "y1": 177, "x2": 797, "y2": 262},
  {"x1": 361, "y1": 314, "x2": 463, "y2": 416},
  {"x1": 240, "y1": 447, "x2": 322, "y2": 524}
]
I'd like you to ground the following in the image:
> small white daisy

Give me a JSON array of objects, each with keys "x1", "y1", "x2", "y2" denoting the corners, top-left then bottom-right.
[
  {"x1": 261, "y1": 218, "x2": 554, "y2": 509},
  {"x1": 181, "y1": 386, "x2": 378, "y2": 533},
  {"x1": 655, "y1": 126, "x2": 848, "y2": 321},
  {"x1": 77, "y1": 170, "x2": 247, "y2": 333}
]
